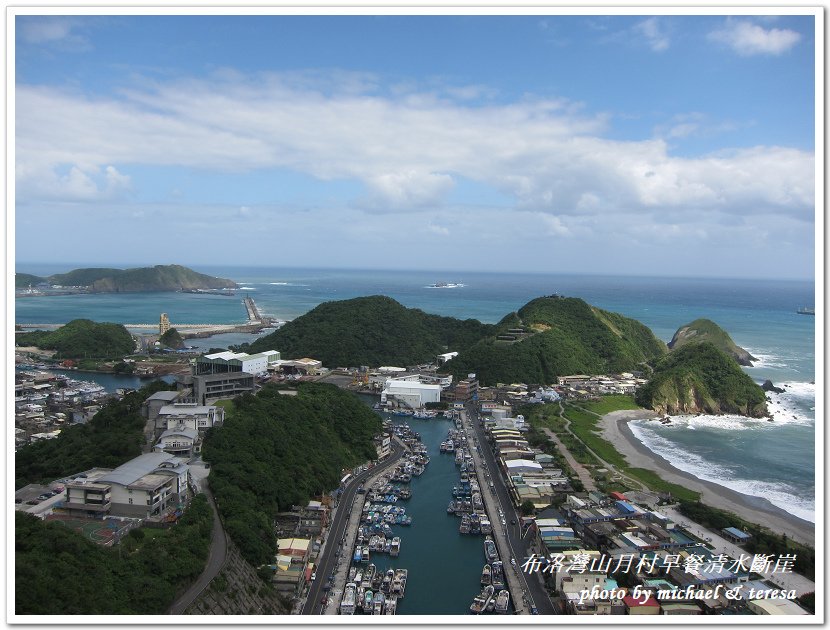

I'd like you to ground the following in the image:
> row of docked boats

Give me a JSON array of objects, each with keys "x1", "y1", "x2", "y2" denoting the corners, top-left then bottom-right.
[
  {"x1": 469, "y1": 584, "x2": 510, "y2": 614},
  {"x1": 354, "y1": 533, "x2": 402, "y2": 557},
  {"x1": 472, "y1": 542, "x2": 509, "y2": 613},
  {"x1": 340, "y1": 567, "x2": 407, "y2": 615}
]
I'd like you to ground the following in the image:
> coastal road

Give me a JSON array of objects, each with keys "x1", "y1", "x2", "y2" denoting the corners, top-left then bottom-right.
[
  {"x1": 462, "y1": 406, "x2": 556, "y2": 615},
  {"x1": 301, "y1": 440, "x2": 406, "y2": 615},
  {"x1": 168, "y1": 487, "x2": 228, "y2": 615}
]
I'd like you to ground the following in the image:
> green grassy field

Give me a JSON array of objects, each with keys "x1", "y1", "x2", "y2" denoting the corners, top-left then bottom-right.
[{"x1": 527, "y1": 395, "x2": 700, "y2": 501}]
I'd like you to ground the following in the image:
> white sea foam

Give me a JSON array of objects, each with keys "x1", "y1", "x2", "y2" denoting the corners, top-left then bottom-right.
[
  {"x1": 629, "y1": 422, "x2": 816, "y2": 523},
  {"x1": 746, "y1": 352, "x2": 792, "y2": 370},
  {"x1": 238, "y1": 286, "x2": 256, "y2": 290},
  {"x1": 268, "y1": 282, "x2": 309, "y2": 287},
  {"x1": 764, "y1": 381, "x2": 815, "y2": 426}
]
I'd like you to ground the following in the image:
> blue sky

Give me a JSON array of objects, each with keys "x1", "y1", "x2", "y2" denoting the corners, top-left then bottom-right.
[{"x1": 13, "y1": 12, "x2": 818, "y2": 278}]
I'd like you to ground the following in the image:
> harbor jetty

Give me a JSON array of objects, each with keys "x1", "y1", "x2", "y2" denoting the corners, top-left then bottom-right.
[{"x1": 458, "y1": 409, "x2": 529, "y2": 614}]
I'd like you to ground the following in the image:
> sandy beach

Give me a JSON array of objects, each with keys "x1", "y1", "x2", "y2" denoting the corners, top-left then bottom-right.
[{"x1": 599, "y1": 410, "x2": 815, "y2": 546}]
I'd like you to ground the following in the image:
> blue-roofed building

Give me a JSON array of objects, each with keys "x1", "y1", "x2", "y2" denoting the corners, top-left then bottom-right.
[
  {"x1": 722, "y1": 527, "x2": 752, "y2": 543},
  {"x1": 615, "y1": 500, "x2": 635, "y2": 514}
]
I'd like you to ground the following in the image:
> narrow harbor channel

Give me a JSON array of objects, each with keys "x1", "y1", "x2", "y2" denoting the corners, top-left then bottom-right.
[{"x1": 364, "y1": 412, "x2": 489, "y2": 614}]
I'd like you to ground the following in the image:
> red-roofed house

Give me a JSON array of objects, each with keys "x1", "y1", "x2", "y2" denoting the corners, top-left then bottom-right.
[
  {"x1": 609, "y1": 491, "x2": 628, "y2": 501},
  {"x1": 623, "y1": 594, "x2": 660, "y2": 615}
]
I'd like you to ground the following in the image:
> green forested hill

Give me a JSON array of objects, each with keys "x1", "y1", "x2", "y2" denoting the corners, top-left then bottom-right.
[
  {"x1": 444, "y1": 296, "x2": 667, "y2": 385},
  {"x1": 16, "y1": 494, "x2": 213, "y2": 614},
  {"x1": 28, "y1": 264, "x2": 237, "y2": 292},
  {"x1": 48, "y1": 267, "x2": 124, "y2": 286},
  {"x1": 15, "y1": 319, "x2": 135, "y2": 359},
  {"x1": 242, "y1": 295, "x2": 495, "y2": 367},
  {"x1": 202, "y1": 383, "x2": 383, "y2": 565},
  {"x1": 15, "y1": 273, "x2": 47, "y2": 288},
  {"x1": 635, "y1": 342, "x2": 767, "y2": 417},
  {"x1": 668, "y1": 318, "x2": 757, "y2": 366}
]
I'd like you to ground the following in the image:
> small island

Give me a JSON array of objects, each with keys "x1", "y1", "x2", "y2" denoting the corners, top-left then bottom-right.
[{"x1": 16, "y1": 264, "x2": 237, "y2": 295}]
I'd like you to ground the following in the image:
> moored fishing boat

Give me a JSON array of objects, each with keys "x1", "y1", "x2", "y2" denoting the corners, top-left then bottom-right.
[
  {"x1": 495, "y1": 589, "x2": 510, "y2": 613},
  {"x1": 340, "y1": 582, "x2": 357, "y2": 615},
  {"x1": 484, "y1": 536, "x2": 498, "y2": 563},
  {"x1": 480, "y1": 564, "x2": 491, "y2": 586},
  {"x1": 469, "y1": 585, "x2": 494, "y2": 614},
  {"x1": 491, "y1": 561, "x2": 505, "y2": 590}
]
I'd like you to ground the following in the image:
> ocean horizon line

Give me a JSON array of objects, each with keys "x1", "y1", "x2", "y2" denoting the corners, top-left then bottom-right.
[{"x1": 13, "y1": 261, "x2": 817, "y2": 285}]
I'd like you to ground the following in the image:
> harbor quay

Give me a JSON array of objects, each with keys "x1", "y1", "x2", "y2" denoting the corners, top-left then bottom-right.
[
  {"x1": 306, "y1": 437, "x2": 408, "y2": 615},
  {"x1": 458, "y1": 409, "x2": 528, "y2": 615}
]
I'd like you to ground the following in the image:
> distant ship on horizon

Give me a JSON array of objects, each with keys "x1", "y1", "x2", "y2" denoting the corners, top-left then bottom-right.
[
  {"x1": 426, "y1": 282, "x2": 465, "y2": 289},
  {"x1": 796, "y1": 306, "x2": 815, "y2": 315}
]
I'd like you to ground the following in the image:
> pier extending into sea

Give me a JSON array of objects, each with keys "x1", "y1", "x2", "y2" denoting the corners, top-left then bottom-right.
[{"x1": 16, "y1": 298, "x2": 276, "y2": 336}]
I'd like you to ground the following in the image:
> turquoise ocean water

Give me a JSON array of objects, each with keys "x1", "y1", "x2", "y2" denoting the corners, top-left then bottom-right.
[{"x1": 15, "y1": 266, "x2": 817, "y2": 522}]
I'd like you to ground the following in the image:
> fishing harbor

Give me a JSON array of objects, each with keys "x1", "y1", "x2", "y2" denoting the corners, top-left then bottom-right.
[{"x1": 333, "y1": 411, "x2": 518, "y2": 615}]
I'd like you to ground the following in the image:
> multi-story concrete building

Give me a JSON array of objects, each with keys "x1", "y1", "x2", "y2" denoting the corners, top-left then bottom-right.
[{"x1": 63, "y1": 453, "x2": 189, "y2": 518}]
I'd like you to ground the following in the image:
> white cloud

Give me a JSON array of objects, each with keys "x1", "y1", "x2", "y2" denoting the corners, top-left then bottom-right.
[
  {"x1": 634, "y1": 17, "x2": 670, "y2": 52},
  {"x1": 15, "y1": 71, "x2": 813, "y2": 222},
  {"x1": 709, "y1": 20, "x2": 801, "y2": 56},
  {"x1": 18, "y1": 17, "x2": 91, "y2": 50},
  {"x1": 427, "y1": 222, "x2": 450, "y2": 237}
]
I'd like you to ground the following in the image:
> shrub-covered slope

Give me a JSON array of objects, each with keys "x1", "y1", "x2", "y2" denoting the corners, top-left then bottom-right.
[
  {"x1": 243, "y1": 295, "x2": 495, "y2": 367},
  {"x1": 635, "y1": 342, "x2": 768, "y2": 417},
  {"x1": 668, "y1": 318, "x2": 757, "y2": 366},
  {"x1": 444, "y1": 296, "x2": 667, "y2": 385}
]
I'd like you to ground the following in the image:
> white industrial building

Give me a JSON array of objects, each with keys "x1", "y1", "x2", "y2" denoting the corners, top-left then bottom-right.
[
  {"x1": 381, "y1": 378, "x2": 441, "y2": 409},
  {"x1": 195, "y1": 350, "x2": 281, "y2": 376}
]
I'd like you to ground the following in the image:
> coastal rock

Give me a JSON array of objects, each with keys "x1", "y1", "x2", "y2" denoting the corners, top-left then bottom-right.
[
  {"x1": 761, "y1": 379, "x2": 785, "y2": 394},
  {"x1": 668, "y1": 318, "x2": 756, "y2": 366},
  {"x1": 635, "y1": 342, "x2": 768, "y2": 418}
]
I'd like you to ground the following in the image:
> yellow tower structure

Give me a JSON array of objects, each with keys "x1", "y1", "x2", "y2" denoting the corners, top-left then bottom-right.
[{"x1": 159, "y1": 313, "x2": 171, "y2": 335}]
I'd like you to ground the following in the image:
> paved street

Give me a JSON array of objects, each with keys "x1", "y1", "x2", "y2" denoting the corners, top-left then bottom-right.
[
  {"x1": 301, "y1": 439, "x2": 406, "y2": 615},
  {"x1": 169, "y1": 487, "x2": 228, "y2": 614},
  {"x1": 461, "y1": 407, "x2": 556, "y2": 615}
]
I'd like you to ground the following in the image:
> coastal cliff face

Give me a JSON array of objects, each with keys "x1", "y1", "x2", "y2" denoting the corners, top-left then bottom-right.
[
  {"x1": 636, "y1": 342, "x2": 768, "y2": 418},
  {"x1": 668, "y1": 318, "x2": 756, "y2": 366}
]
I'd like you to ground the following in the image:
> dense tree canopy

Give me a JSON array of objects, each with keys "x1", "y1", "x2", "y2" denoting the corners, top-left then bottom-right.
[
  {"x1": 241, "y1": 295, "x2": 495, "y2": 367},
  {"x1": 636, "y1": 342, "x2": 767, "y2": 417},
  {"x1": 202, "y1": 382, "x2": 382, "y2": 565},
  {"x1": 16, "y1": 319, "x2": 135, "y2": 359},
  {"x1": 445, "y1": 297, "x2": 667, "y2": 385},
  {"x1": 15, "y1": 494, "x2": 213, "y2": 614}
]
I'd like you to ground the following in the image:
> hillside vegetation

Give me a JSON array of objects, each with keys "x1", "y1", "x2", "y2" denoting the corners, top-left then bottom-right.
[
  {"x1": 242, "y1": 295, "x2": 495, "y2": 367},
  {"x1": 202, "y1": 383, "x2": 383, "y2": 566},
  {"x1": 444, "y1": 296, "x2": 667, "y2": 385},
  {"x1": 15, "y1": 273, "x2": 47, "y2": 288},
  {"x1": 668, "y1": 318, "x2": 757, "y2": 366},
  {"x1": 16, "y1": 319, "x2": 135, "y2": 359},
  {"x1": 635, "y1": 342, "x2": 768, "y2": 417},
  {"x1": 27, "y1": 264, "x2": 238, "y2": 293},
  {"x1": 16, "y1": 494, "x2": 213, "y2": 614}
]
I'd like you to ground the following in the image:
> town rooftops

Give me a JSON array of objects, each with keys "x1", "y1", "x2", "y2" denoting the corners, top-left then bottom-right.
[{"x1": 623, "y1": 594, "x2": 659, "y2": 608}]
